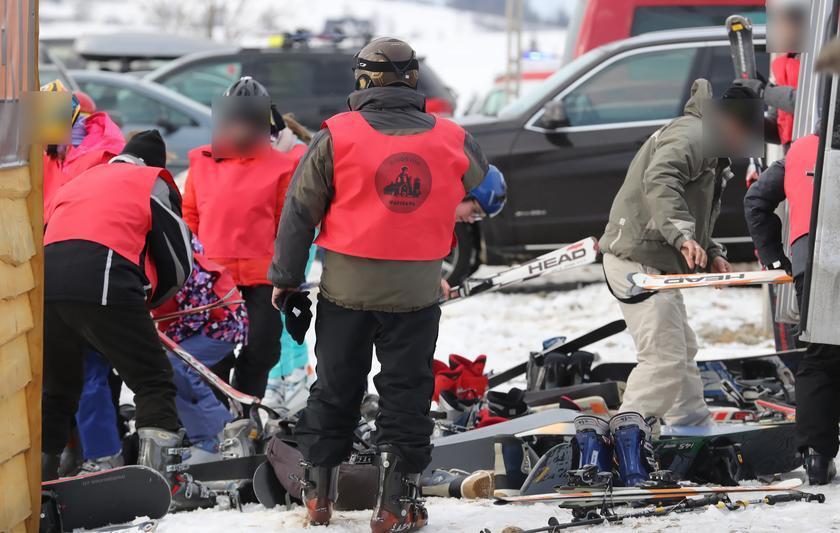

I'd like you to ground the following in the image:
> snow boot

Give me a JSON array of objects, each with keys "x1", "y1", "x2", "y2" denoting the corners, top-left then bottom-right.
[
  {"x1": 79, "y1": 452, "x2": 125, "y2": 473},
  {"x1": 420, "y1": 469, "x2": 494, "y2": 499},
  {"x1": 370, "y1": 451, "x2": 427, "y2": 533},
  {"x1": 137, "y1": 427, "x2": 216, "y2": 511},
  {"x1": 574, "y1": 415, "x2": 612, "y2": 473},
  {"x1": 42, "y1": 452, "x2": 61, "y2": 482},
  {"x1": 492, "y1": 435, "x2": 531, "y2": 497},
  {"x1": 609, "y1": 412, "x2": 656, "y2": 487},
  {"x1": 300, "y1": 463, "x2": 340, "y2": 525},
  {"x1": 804, "y1": 448, "x2": 837, "y2": 485},
  {"x1": 220, "y1": 418, "x2": 258, "y2": 459}
]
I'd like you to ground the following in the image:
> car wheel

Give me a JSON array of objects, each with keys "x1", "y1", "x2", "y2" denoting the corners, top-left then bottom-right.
[{"x1": 443, "y1": 223, "x2": 478, "y2": 286}]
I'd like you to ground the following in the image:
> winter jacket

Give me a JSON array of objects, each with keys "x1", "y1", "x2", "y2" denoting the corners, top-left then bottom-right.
[
  {"x1": 269, "y1": 87, "x2": 488, "y2": 312},
  {"x1": 599, "y1": 79, "x2": 731, "y2": 275},
  {"x1": 743, "y1": 134, "x2": 818, "y2": 278},
  {"x1": 43, "y1": 112, "x2": 125, "y2": 209},
  {"x1": 182, "y1": 143, "x2": 305, "y2": 287}
]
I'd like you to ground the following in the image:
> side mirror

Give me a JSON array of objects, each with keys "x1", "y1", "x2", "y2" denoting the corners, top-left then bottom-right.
[{"x1": 537, "y1": 100, "x2": 569, "y2": 130}]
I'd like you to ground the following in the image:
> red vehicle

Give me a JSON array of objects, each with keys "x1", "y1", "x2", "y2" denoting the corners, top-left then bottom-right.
[{"x1": 565, "y1": 0, "x2": 766, "y2": 61}]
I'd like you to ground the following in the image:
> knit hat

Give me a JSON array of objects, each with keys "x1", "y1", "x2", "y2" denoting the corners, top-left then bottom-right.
[{"x1": 121, "y1": 129, "x2": 167, "y2": 168}]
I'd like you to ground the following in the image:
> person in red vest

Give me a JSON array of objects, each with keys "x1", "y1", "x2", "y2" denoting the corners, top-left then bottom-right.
[
  {"x1": 40, "y1": 80, "x2": 125, "y2": 209},
  {"x1": 41, "y1": 131, "x2": 194, "y2": 490},
  {"x1": 744, "y1": 128, "x2": 840, "y2": 485},
  {"x1": 268, "y1": 38, "x2": 490, "y2": 531},
  {"x1": 182, "y1": 77, "x2": 305, "y2": 400}
]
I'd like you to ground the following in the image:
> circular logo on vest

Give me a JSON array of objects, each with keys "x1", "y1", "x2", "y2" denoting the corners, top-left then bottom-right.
[{"x1": 375, "y1": 152, "x2": 432, "y2": 213}]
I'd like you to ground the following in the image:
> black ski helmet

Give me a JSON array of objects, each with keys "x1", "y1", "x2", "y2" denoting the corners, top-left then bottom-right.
[
  {"x1": 353, "y1": 37, "x2": 420, "y2": 90},
  {"x1": 224, "y1": 76, "x2": 270, "y2": 97},
  {"x1": 223, "y1": 76, "x2": 285, "y2": 135}
]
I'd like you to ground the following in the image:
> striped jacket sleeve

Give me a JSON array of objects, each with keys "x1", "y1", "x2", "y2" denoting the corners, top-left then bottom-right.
[{"x1": 147, "y1": 177, "x2": 194, "y2": 308}]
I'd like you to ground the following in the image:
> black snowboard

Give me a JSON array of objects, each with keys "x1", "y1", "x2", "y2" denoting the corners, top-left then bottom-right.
[
  {"x1": 41, "y1": 466, "x2": 170, "y2": 531},
  {"x1": 519, "y1": 442, "x2": 574, "y2": 496},
  {"x1": 253, "y1": 461, "x2": 288, "y2": 509}
]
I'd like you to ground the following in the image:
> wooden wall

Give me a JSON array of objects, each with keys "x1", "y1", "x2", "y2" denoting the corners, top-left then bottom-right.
[{"x1": 0, "y1": 1, "x2": 43, "y2": 532}]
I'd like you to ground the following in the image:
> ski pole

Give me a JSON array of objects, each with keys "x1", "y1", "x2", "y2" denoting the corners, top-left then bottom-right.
[{"x1": 731, "y1": 491, "x2": 826, "y2": 508}]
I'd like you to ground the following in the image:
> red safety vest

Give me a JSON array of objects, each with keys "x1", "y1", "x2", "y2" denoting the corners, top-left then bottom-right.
[
  {"x1": 186, "y1": 145, "x2": 300, "y2": 285},
  {"x1": 44, "y1": 163, "x2": 177, "y2": 294},
  {"x1": 152, "y1": 251, "x2": 243, "y2": 331},
  {"x1": 772, "y1": 55, "x2": 800, "y2": 146},
  {"x1": 316, "y1": 111, "x2": 468, "y2": 260},
  {"x1": 783, "y1": 134, "x2": 818, "y2": 244},
  {"x1": 44, "y1": 148, "x2": 117, "y2": 210}
]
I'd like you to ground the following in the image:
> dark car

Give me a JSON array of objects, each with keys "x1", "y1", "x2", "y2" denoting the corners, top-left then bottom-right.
[
  {"x1": 71, "y1": 70, "x2": 212, "y2": 175},
  {"x1": 143, "y1": 47, "x2": 456, "y2": 129},
  {"x1": 446, "y1": 26, "x2": 770, "y2": 283}
]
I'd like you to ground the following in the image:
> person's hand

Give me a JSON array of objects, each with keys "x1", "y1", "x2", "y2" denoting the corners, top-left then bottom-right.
[
  {"x1": 710, "y1": 256, "x2": 732, "y2": 274},
  {"x1": 680, "y1": 239, "x2": 707, "y2": 270},
  {"x1": 745, "y1": 166, "x2": 759, "y2": 188},
  {"x1": 271, "y1": 287, "x2": 299, "y2": 310},
  {"x1": 768, "y1": 256, "x2": 793, "y2": 276},
  {"x1": 440, "y1": 278, "x2": 452, "y2": 300}
]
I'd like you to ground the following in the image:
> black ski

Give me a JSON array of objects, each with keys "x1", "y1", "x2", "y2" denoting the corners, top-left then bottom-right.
[
  {"x1": 726, "y1": 14, "x2": 757, "y2": 79},
  {"x1": 41, "y1": 466, "x2": 170, "y2": 532},
  {"x1": 488, "y1": 320, "x2": 626, "y2": 388}
]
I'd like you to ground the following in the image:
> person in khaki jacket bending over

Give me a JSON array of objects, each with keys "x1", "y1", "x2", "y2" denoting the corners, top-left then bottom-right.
[{"x1": 597, "y1": 80, "x2": 758, "y2": 475}]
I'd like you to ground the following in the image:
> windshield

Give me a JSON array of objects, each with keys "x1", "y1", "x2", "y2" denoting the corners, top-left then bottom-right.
[{"x1": 497, "y1": 47, "x2": 607, "y2": 120}]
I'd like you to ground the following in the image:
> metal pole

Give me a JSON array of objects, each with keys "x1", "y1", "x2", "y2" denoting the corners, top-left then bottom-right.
[{"x1": 505, "y1": 0, "x2": 523, "y2": 103}]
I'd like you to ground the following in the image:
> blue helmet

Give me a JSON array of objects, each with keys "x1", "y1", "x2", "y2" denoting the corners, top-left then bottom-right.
[{"x1": 469, "y1": 164, "x2": 507, "y2": 217}]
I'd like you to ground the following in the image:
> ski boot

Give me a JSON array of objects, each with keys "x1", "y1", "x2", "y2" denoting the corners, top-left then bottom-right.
[
  {"x1": 370, "y1": 451, "x2": 428, "y2": 533},
  {"x1": 492, "y1": 435, "x2": 531, "y2": 497},
  {"x1": 42, "y1": 452, "x2": 61, "y2": 482},
  {"x1": 609, "y1": 412, "x2": 656, "y2": 487},
  {"x1": 573, "y1": 415, "x2": 612, "y2": 473},
  {"x1": 300, "y1": 462, "x2": 340, "y2": 525},
  {"x1": 487, "y1": 388, "x2": 529, "y2": 419},
  {"x1": 804, "y1": 448, "x2": 837, "y2": 485},
  {"x1": 420, "y1": 469, "x2": 494, "y2": 499},
  {"x1": 137, "y1": 427, "x2": 216, "y2": 512},
  {"x1": 79, "y1": 452, "x2": 125, "y2": 473},
  {"x1": 220, "y1": 418, "x2": 258, "y2": 459},
  {"x1": 183, "y1": 438, "x2": 222, "y2": 466}
]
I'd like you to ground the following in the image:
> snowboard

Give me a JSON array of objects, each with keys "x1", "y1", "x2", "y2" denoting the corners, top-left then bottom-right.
[
  {"x1": 41, "y1": 466, "x2": 170, "y2": 532},
  {"x1": 426, "y1": 408, "x2": 579, "y2": 475},
  {"x1": 253, "y1": 461, "x2": 288, "y2": 509},
  {"x1": 518, "y1": 443, "x2": 574, "y2": 496},
  {"x1": 495, "y1": 477, "x2": 802, "y2": 504}
]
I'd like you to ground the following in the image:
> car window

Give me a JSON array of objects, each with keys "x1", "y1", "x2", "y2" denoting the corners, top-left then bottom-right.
[
  {"x1": 77, "y1": 80, "x2": 194, "y2": 128},
  {"x1": 631, "y1": 7, "x2": 766, "y2": 35},
  {"x1": 158, "y1": 60, "x2": 243, "y2": 106},
  {"x1": 251, "y1": 55, "x2": 351, "y2": 98},
  {"x1": 706, "y1": 45, "x2": 771, "y2": 99},
  {"x1": 560, "y1": 47, "x2": 698, "y2": 127}
]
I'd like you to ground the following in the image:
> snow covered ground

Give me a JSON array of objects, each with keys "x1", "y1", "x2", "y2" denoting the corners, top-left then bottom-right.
[{"x1": 151, "y1": 271, "x2": 840, "y2": 533}]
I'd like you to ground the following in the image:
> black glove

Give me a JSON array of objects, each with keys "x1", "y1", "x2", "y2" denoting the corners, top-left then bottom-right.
[
  {"x1": 282, "y1": 291, "x2": 312, "y2": 345},
  {"x1": 732, "y1": 77, "x2": 766, "y2": 98},
  {"x1": 768, "y1": 256, "x2": 793, "y2": 276}
]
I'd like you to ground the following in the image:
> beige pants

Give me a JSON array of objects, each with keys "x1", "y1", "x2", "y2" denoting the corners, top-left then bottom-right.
[{"x1": 603, "y1": 253, "x2": 711, "y2": 426}]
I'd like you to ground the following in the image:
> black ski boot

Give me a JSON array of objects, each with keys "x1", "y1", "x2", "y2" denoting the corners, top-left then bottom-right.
[
  {"x1": 804, "y1": 448, "x2": 837, "y2": 485},
  {"x1": 370, "y1": 452, "x2": 427, "y2": 533},
  {"x1": 300, "y1": 463, "x2": 340, "y2": 525},
  {"x1": 137, "y1": 427, "x2": 216, "y2": 511},
  {"x1": 42, "y1": 452, "x2": 61, "y2": 482}
]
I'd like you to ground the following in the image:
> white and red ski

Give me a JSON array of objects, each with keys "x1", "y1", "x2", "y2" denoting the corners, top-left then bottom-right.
[
  {"x1": 496, "y1": 478, "x2": 802, "y2": 504},
  {"x1": 627, "y1": 270, "x2": 792, "y2": 296},
  {"x1": 445, "y1": 237, "x2": 599, "y2": 304}
]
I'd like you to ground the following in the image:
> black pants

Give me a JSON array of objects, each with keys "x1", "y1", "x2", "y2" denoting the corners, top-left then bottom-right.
[
  {"x1": 793, "y1": 274, "x2": 840, "y2": 456},
  {"x1": 43, "y1": 301, "x2": 178, "y2": 455},
  {"x1": 295, "y1": 297, "x2": 440, "y2": 473},
  {"x1": 233, "y1": 285, "x2": 283, "y2": 398}
]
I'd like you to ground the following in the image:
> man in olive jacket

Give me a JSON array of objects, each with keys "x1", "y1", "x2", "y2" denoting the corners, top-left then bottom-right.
[{"x1": 600, "y1": 79, "x2": 735, "y2": 428}]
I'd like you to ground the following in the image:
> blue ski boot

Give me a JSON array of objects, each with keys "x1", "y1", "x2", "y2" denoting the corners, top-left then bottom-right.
[
  {"x1": 573, "y1": 415, "x2": 612, "y2": 473},
  {"x1": 609, "y1": 412, "x2": 656, "y2": 487}
]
